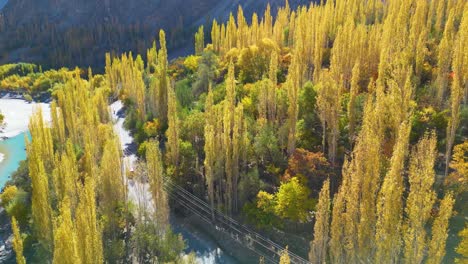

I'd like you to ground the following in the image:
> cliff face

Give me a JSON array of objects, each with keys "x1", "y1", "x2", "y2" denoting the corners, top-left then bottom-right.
[{"x1": 0, "y1": 0, "x2": 311, "y2": 68}]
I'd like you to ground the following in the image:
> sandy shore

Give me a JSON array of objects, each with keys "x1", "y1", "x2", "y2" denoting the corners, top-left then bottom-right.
[
  {"x1": 0, "y1": 98, "x2": 51, "y2": 139},
  {"x1": 0, "y1": 98, "x2": 51, "y2": 164}
]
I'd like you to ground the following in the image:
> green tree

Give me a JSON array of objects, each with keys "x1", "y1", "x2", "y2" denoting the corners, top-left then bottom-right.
[{"x1": 275, "y1": 177, "x2": 314, "y2": 222}]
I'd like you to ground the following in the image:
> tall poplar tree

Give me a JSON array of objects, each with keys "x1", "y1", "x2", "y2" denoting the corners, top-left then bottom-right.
[
  {"x1": 75, "y1": 176, "x2": 103, "y2": 264},
  {"x1": 224, "y1": 60, "x2": 236, "y2": 213},
  {"x1": 157, "y1": 30, "x2": 169, "y2": 124},
  {"x1": 146, "y1": 140, "x2": 170, "y2": 230},
  {"x1": 53, "y1": 197, "x2": 80, "y2": 264},
  {"x1": 27, "y1": 138, "x2": 53, "y2": 250},
  {"x1": 11, "y1": 217, "x2": 26, "y2": 264},
  {"x1": 404, "y1": 133, "x2": 437, "y2": 264},
  {"x1": 375, "y1": 121, "x2": 411, "y2": 263},
  {"x1": 309, "y1": 179, "x2": 330, "y2": 264},
  {"x1": 195, "y1": 25, "x2": 205, "y2": 55},
  {"x1": 427, "y1": 193, "x2": 455, "y2": 264},
  {"x1": 166, "y1": 80, "x2": 180, "y2": 169}
]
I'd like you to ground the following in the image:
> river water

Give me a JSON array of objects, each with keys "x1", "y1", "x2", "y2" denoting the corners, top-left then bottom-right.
[{"x1": 0, "y1": 132, "x2": 28, "y2": 188}]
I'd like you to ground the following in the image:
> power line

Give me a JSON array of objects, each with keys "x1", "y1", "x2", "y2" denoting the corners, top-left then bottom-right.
[{"x1": 164, "y1": 178, "x2": 311, "y2": 264}]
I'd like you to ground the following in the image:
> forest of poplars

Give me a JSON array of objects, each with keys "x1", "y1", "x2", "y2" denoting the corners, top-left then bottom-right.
[{"x1": 0, "y1": 0, "x2": 467, "y2": 263}]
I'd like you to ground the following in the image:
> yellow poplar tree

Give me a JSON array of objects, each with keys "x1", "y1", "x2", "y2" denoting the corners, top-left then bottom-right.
[
  {"x1": 27, "y1": 139, "x2": 53, "y2": 249},
  {"x1": 166, "y1": 80, "x2": 180, "y2": 168},
  {"x1": 11, "y1": 217, "x2": 26, "y2": 264},
  {"x1": 347, "y1": 61, "x2": 360, "y2": 141},
  {"x1": 375, "y1": 121, "x2": 411, "y2": 263},
  {"x1": 195, "y1": 25, "x2": 205, "y2": 55},
  {"x1": 146, "y1": 140, "x2": 170, "y2": 230},
  {"x1": 280, "y1": 247, "x2": 291, "y2": 264},
  {"x1": 75, "y1": 176, "x2": 103, "y2": 264},
  {"x1": 427, "y1": 193, "x2": 455, "y2": 264},
  {"x1": 53, "y1": 197, "x2": 80, "y2": 264},
  {"x1": 404, "y1": 133, "x2": 437, "y2": 264},
  {"x1": 309, "y1": 179, "x2": 330, "y2": 264}
]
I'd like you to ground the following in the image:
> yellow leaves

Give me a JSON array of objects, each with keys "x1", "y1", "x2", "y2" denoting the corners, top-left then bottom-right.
[
  {"x1": 195, "y1": 26, "x2": 205, "y2": 55},
  {"x1": 451, "y1": 140, "x2": 468, "y2": 179},
  {"x1": 225, "y1": 48, "x2": 240, "y2": 63},
  {"x1": 256, "y1": 191, "x2": 275, "y2": 212},
  {"x1": 445, "y1": 140, "x2": 468, "y2": 194},
  {"x1": 280, "y1": 247, "x2": 291, "y2": 264},
  {"x1": 144, "y1": 119, "x2": 161, "y2": 138},
  {"x1": 0, "y1": 185, "x2": 18, "y2": 207},
  {"x1": 456, "y1": 225, "x2": 468, "y2": 263},
  {"x1": 53, "y1": 197, "x2": 80, "y2": 264},
  {"x1": 427, "y1": 193, "x2": 455, "y2": 264},
  {"x1": 183, "y1": 55, "x2": 200, "y2": 72},
  {"x1": 404, "y1": 133, "x2": 437, "y2": 264},
  {"x1": 309, "y1": 179, "x2": 330, "y2": 263},
  {"x1": 11, "y1": 217, "x2": 26, "y2": 264}
]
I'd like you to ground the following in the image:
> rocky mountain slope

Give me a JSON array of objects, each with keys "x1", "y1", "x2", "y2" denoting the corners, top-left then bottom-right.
[{"x1": 0, "y1": 0, "x2": 311, "y2": 69}]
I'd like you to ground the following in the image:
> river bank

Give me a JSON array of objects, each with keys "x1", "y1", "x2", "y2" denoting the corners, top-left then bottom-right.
[
  {"x1": 0, "y1": 97, "x2": 51, "y2": 262},
  {"x1": 0, "y1": 97, "x2": 51, "y2": 140},
  {"x1": 0, "y1": 97, "x2": 50, "y2": 188}
]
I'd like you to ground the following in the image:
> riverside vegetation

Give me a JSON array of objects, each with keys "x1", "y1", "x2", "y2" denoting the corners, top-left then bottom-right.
[{"x1": 0, "y1": 0, "x2": 467, "y2": 263}]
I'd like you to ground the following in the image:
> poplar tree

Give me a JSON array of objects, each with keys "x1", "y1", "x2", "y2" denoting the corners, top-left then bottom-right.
[
  {"x1": 166, "y1": 80, "x2": 180, "y2": 168},
  {"x1": 232, "y1": 103, "x2": 244, "y2": 212},
  {"x1": 347, "y1": 62, "x2": 360, "y2": 141},
  {"x1": 329, "y1": 163, "x2": 348, "y2": 264},
  {"x1": 456, "y1": 225, "x2": 468, "y2": 263},
  {"x1": 146, "y1": 140, "x2": 169, "y2": 230},
  {"x1": 224, "y1": 60, "x2": 236, "y2": 213},
  {"x1": 375, "y1": 121, "x2": 411, "y2": 263},
  {"x1": 436, "y1": 10, "x2": 455, "y2": 103},
  {"x1": 280, "y1": 247, "x2": 291, "y2": 264},
  {"x1": 268, "y1": 50, "x2": 278, "y2": 122},
  {"x1": 99, "y1": 138, "x2": 125, "y2": 237},
  {"x1": 287, "y1": 55, "x2": 300, "y2": 156},
  {"x1": 50, "y1": 101, "x2": 66, "y2": 147},
  {"x1": 309, "y1": 179, "x2": 330, "y2": 264},
  {"x1": 157, "y1": 30, "x2": 169, "y2": 124},
  {"x1": 316, "y1": 71, "x2": 341, "y2": 165},
  {"x1": 427, "y1": 193, "x2": 455, "y2": 264},
  {"x1": 404, "y1": 133, "x2": 437, "y2": 264},
  {"x1": 52, "y1": 140, "x2": 79, "y2": 206},
  {"x1": 195, "y1": 25, "x2": 204, "y2": 55},
  {"x1": 27, "y1": 139, "x2": 53, "y2": 250},
  {"x1": 11, "y1": 217, "x2": 26, "y2": 264},
  {"x1": 445, "y1": 71, "x2": 463, "y2": 177},
  {"x1": 75, "y1": 176, "x2": 103, "y2": 264},
  {"x1": 53, "y1": 197, "x2": 80, "y2": 264},
  {"x1": 204, "y1": 123, "x2": 215, "y2": 219}
]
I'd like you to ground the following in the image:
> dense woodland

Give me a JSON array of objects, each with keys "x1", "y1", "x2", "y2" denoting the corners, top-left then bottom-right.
[{"x1": 0, "y1": 0, "x2": 467, "y2": 263}]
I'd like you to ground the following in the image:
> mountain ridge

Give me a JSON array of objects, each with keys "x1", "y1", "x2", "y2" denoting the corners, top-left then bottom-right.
[{"x1": 0, "y1": 0, "x2": 312, "y2": 69}]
